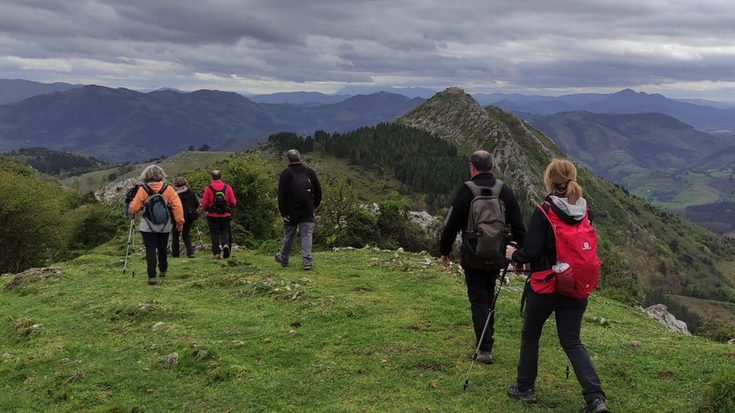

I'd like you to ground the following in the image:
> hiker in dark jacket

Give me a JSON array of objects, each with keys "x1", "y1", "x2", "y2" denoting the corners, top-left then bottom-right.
[
  {"x1": 440, "y1": 150, "x2": 526, "y2": 364},
  {"x1": 128, "y1": 165, "x2": 184, "y2": 286},
  {"x1": 202, "y1": 170, "x2": 237, "y2": 259},
  {"x1": 171, "y1": 176, "x2": 199, "y2": 259},
  {"x1": 275, "y1": 149, "x2": 322, "y2": 270},
  {"x1": 505, "y1": 159, "x2": 608, "y2": 413}
]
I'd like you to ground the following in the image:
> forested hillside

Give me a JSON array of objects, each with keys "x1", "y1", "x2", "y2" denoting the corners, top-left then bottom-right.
[
  {"x1": 3, "y1": 147, "x2": 111, "y2": 177},
  {"x1": 269, "y1": 89, "x2": 735, "y2": 316}
]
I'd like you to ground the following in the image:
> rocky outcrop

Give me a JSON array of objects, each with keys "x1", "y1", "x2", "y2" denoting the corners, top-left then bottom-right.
[
  {"x1": 408, "y1": 211, "x2": 438, "y2": 230},
  {"x1": 644, "y1": 304, "x2": 691, "y2": 335},
  {"x1": 96, "y1": 178, "x2": 138, "y2": 205}
]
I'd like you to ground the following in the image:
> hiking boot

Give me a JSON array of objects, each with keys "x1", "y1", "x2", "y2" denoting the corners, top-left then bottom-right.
[
  {"x1": 148, "y1": 277, "x2": 157, "y2": 285},
  {"x1": 159, "y1": 271, "x2": 166, "y2": 278},
  {"x1": 188, "y1": 254, "x2": 195, "y2": 259},
  {"x1": 507, "y1": 385, "x2": 537, "y2": 403},
  {"x1": 222, "y1": 244, "x2": 230, "y2": 259},
  {"x1": 580, "y1": 398, "x2": 609, "y2": 413},
  {"x1": 213, "y1": 254, "x2": 220, "y2": 260},
  {"x1": 303, "y1": 264, "x2": 312, "y2": 271},
  {"x1": 275, "y1": 252, "x2": 288, "y2": 267},
  {"x1": 467, "y1": 350, "x2": 492, "y2": 364}
]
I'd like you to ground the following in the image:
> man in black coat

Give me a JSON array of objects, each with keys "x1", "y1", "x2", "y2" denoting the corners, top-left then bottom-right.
[
  {"x1": 440, "y1": 150, "x2": 526, "y2": 364},
  {"x1": 275, "y1": 149, "x2": 322, "y2": 270}
]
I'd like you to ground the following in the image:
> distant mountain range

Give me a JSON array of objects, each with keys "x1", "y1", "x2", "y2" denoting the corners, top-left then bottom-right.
[
  {"x1": 476, "y1": 89, "x2": 735, "y2": 132},
  {"x1": 0, "y1": 79, "x2": 80, "y2": 105},
  {"x1": 0, "y1": 85, "x2": 424, "y2": 162}
]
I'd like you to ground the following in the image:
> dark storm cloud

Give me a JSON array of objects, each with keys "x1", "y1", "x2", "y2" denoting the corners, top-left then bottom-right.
[{"x1": 1, "y1": 0, "x2": 735, "y2": 98}]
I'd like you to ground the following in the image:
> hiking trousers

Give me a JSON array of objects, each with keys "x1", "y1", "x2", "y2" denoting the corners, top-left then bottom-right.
[
  {"x1": 171, "y1": 220, "x2": 194, "y2": 257},
  {"x1": 516, "y1": 289, "x2": 606, "y2": 403},
  {"x1": 207, "y1": 216, "x2": 231, "y2": 255},
  {"x1": 141, "y1": 231, "x2": 169, "y2": 279},
  {"x1": 279, "y1": 221, "x2": 313, "y2": 266},
  {"x1": 463, "y1": 264, "x2": 498, "y2": 352}
]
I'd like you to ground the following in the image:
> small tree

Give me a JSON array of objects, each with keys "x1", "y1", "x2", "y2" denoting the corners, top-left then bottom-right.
[
  {"x1": 199, "y1": 144, "x2": 210, "y2": 152},
  {"x1": 188, "y1": 145, "x2": 195, "y2": 151}
]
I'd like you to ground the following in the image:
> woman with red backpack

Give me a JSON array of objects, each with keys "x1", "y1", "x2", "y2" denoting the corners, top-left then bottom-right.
[{"x1": 504, "y1": 159, "x2": 609, "y2": 413}]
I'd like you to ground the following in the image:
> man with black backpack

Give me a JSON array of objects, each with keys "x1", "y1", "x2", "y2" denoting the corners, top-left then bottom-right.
[
  {"x1": 202, "y1": 170, "x2": 237, "y2": 259},
  {"x1": 275, "y1": 149, "x2": 322, "y2": 270},
  {"x1": 440, "y1": 150, "x2": 526, "y2": 364}
]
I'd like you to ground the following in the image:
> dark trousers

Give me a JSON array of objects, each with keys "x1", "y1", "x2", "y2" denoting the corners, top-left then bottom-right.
[
  {"x1": 207, "y1": 215, "x2": 231, "y2": 255},
  {"x1": 463, "y1": 264, "x2": 498, "y2": 352},
  {"x1": 516, "y1": 289, "x2": 606, "y2": 403},
  {"x1": 141, "y1": 231, "x2": 169, "y2": 279},
  {"x1": 171, "y1": 220, "x2": 194, "y2": 257}
]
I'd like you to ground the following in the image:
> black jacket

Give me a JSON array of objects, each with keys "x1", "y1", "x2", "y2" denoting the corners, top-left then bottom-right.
[
  {"x1": 176, "y1": 187, "x2": 199, "y2": 222},
  {"x1": 511, "y1": 196, "x2": 593, "y2": 273},
  {"x1": 440, "y1": 172, "x2": 526, "y2": 258},
  {"x1": 278, "y1": 163, "x2": 322, "y2": 225}
]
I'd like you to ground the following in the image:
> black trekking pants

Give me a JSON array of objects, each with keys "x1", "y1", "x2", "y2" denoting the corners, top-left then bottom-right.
[
  {"x1": 141, "y1": 231, "x2": 169, "y2": 279},
  {"x1": 463, "y1": 264, "x2": 498, "y2": 352},
  {"x1": 207, "y1": 215, "x2": 231, "y2": 255},
  {"x1": 516, "y1": 288, "x2": 606, "y2": 403},
  {"x1": 171, "y1": 220, "x2": 194, "y2": 257}
]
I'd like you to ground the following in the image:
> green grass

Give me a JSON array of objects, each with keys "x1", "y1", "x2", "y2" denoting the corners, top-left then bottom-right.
[
  {"x1": 64, "y1": 151, "x2": 235, "y2": 193},
  {"x1": 623, "y1": 170, "x2": 724, "y2": 210},
  {"x1": 1, "y1": 240, "x2": 732, "y2": 412}
]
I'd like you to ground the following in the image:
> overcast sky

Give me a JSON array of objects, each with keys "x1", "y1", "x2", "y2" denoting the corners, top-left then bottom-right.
[{"x1": 2, "y1": 0, "x2": 735, "y2": 99}]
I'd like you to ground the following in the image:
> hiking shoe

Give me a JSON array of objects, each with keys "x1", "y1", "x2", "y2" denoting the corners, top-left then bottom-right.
[
  {"x1": 507, "y1": 385, "x2": 537, "y2": 403},
  {"x1": 467, "y1": 350, "x2": 492, "y2": 364},
  {"x1": 148, "y1": 277, "x2": 157, "y2": 285},
  {"x1": 213, "y1": 254, "x2": 220, "y2": 260},
  {"x1": 303, "y1": 264, "x2": 312, "y2": 271},
  {"x1": 188, "y1": 254, "x2": 195, "y2": 258},
  {"x1": 159, "y1": 271, "x2": 166, "y2": 278},
  {"x1": 222, "y1": 245, "x2": 230, "y2": 259},
  {"x1": 580, "y1": 398, "x2": 609, "y2": 413},
  {"x1": 274, "y1": 252, "x2": 288, "y2": 267}
]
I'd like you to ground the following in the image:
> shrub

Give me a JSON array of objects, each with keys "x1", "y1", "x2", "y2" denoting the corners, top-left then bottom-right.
[{"x1": 698, "y1": 317, "x2": 735, "y2": 343}]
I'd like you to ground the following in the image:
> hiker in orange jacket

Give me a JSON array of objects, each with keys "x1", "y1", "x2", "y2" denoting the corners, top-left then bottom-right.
[{"x1": 129, "y1": 165, "x2": 184, "y2": 285}]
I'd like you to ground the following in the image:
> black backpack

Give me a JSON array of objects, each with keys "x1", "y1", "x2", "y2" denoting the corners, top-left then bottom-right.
[
  {"x1": 462, "y1": 180, "x2": 507, "y2": 270},
  {"x1": 142, "y1": 184, "x2": 171, "y2": 226},
  {"x1": 125, "y1": 184, "x2": 140, "y2": 204},
  {"x1": 288, "y1": 168, "x2": 314, "y2": 209},
  {"x1": 208, "y1": 184, "x2": 230, "y2": 214}
]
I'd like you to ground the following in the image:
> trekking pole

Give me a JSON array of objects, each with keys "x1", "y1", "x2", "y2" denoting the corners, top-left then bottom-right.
[
  {"x1": 463, "y1": 264, "x2": 510, "y2": 390},
  {"x1": 123, "y1": 219, "x2": 134, "y2": 274},
  {"x1": 565, "y1": 358, "x2": 571, "y2": 379},
  {"x1": 131, "y1": 218, "x2": 136, "y2": 278}
]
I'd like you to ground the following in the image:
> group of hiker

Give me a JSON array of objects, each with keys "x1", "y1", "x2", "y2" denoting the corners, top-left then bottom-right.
[
  {"x1": 440, "y1": 151, "x2": 608, "y2": 413},
  {"x1": 125, "y1": 148, "x2": 607, "y2": 412},
  {"x1": 126, "y1": 149, "x2": 321, "y2": 284}
]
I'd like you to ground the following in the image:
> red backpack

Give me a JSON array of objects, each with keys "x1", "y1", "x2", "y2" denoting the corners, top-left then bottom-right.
[{"x1": 528, "y1": 202, "x2": 601, "y2": 299}]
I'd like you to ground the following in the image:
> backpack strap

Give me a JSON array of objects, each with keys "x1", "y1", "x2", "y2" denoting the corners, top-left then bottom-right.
[
  {"x1": 143, "y1": 184, "x2": 154, "y2": 196},
  {"x1": 464, "y1": 179, "x2": 504, "y2": 198},
  {"x1": 158, "y1": 183, "x2": 168, "y2": 195}
]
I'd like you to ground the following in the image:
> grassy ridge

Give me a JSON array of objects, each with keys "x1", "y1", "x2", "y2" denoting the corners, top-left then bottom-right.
[{"x1": 1, "y1": 241, "x2": 732, "y2": 412}]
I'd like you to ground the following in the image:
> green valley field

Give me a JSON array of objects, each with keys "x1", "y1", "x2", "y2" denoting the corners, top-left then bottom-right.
[{"x1": 1, "y1": 241, "x2": 733, "y2": 412}]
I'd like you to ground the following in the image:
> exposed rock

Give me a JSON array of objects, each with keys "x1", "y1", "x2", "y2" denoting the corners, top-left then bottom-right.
[
  {"x1": 96, "y1": 178, "x2": 138, "y2": 205},
  {"x1": 408, "y1": 211, "x2": 438, "y2": 230},
  {"x1": 164, "y1": 353, "x2": 179, "y2": 367},
  {"x1": 3, "y1": 266, "x2": 63, "y2": 291},
  {"x1": 631, "y1": 340, "x2": 642, "y2": 347},
  {"x1": 728, "y1": 339, "x2": 735, "y2": 345},
  {"x1": 151, "y1": 322, "x2": 165, "y2": 331},
  {"x1": 644, "y1": 304, "x2": 691, "y2": 335}
]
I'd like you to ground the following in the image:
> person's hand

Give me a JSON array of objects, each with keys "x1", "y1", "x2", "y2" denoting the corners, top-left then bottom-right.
[
  {"x1": 505, "y1": 245, "x2": 517, "y2": 260},
  {"x1": 441, "y1": 255, "x2": 451, "y2": 266},
  {"x1": 283, "y1": 215, "x2": 290, "y2": 222},
  {"x1": 513, "y1": 263, "x2": 525, "y2": 273},
  {"x1": 130, "y1": 214, "x2": 135, "y2": 220},
  {"x1": 176, "y1": 222, "x2": 183, "y2": 231},
  {"x1": 313, "y1": 207, "x2": 318, "y2": 213}
]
